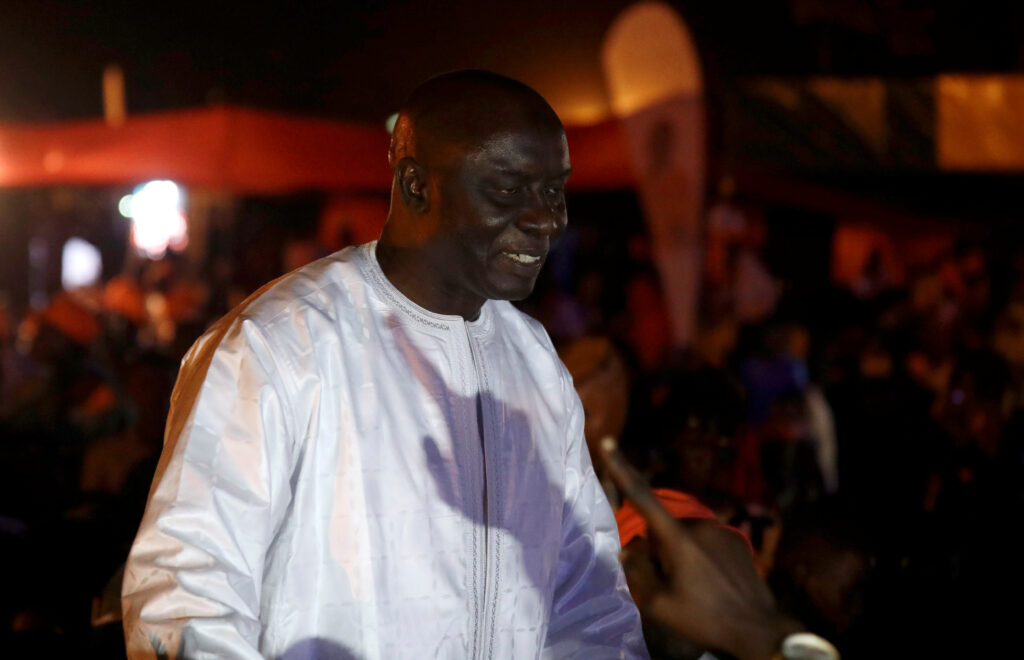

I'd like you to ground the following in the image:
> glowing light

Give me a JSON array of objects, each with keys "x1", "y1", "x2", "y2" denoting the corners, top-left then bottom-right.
[
  {"x1": 557, "y1": 101, "x2": 611, "y2": 125},
  {"x1": 62, "y1": 237, "x2": 103, "y2": 289},
  {"x1": 125, "y1": 180, "x2": 189, "y2": 259},
  {"x1": 602, "y1": 1, "x2": 703, "y2": 116},
  {"x1": 118, "y1": 194, "x2": 133, "y2": 217},
  {"x1": 103, "y1": 64, "x2": 126, "y2": 127}
]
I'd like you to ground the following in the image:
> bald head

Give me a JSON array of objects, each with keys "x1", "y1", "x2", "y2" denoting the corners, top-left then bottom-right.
[{"x1": 389, "y1": 70, "x2": 564, "y2": 168}]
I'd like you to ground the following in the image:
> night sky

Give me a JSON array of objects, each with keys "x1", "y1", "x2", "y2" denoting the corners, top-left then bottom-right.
[
  {"x1": 0, "y1": 0, "x2": 632, "y2": 123},
  {"x1": 3, "y1": 1, "x2": 1022, "y2": 124}
]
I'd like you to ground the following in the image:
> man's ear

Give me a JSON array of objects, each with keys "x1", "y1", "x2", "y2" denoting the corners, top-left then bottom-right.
[{"x1": 396, "y1": 157, "x2": 430, "y2": 214}]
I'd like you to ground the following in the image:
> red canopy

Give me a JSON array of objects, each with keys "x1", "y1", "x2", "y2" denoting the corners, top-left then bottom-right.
[{"x1": 0, "y1": 106, "x2": 635, "y2": 193}]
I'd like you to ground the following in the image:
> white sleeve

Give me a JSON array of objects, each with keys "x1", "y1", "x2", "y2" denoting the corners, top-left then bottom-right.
[
  {"x1": 121, "y1": 316, "x2": 297, "y2": 659},
  {"x1": 544, "y1": 392, "x2": 649, "y2": 659}
]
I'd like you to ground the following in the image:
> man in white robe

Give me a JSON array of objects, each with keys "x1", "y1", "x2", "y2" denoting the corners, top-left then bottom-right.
[{"x1": 122, "y1": 71, "x2": 647, "y2": 659}]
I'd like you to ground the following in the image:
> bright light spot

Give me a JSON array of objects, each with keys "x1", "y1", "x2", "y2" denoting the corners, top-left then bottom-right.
[
  {"x1": 385, "y1": 112, "x2": 399, "y2": 134},
  {"x1": 125, "y1": 180, "x2": 188, "y2": 259},
  {"x1": 62, "y1": 237, "x2": 103, "y2": 289},
  {"x1": 130, "y1": 180, "x2": 179, "y2": 218},
  {"x1": 118, "y1": 194, "x2": 133, "y2": 217}
]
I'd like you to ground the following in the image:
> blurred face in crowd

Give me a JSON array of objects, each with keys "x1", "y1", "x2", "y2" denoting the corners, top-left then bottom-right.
[
  {"x1": 381, "y1": 72, "x2": 571, "y2": 319},
  {"x1": 671, "y1": 422, "x2": 734, "y2": 497}
]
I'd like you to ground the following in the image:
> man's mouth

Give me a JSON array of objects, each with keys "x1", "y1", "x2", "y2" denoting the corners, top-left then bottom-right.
[{"x1": 502, "y1": 252, "x2": 541, "y2": 265}]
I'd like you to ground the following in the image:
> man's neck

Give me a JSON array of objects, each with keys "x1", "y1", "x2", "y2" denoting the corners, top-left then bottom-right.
[{"x1": 375, "y1": 240, "x2": 484, "y2": 321}]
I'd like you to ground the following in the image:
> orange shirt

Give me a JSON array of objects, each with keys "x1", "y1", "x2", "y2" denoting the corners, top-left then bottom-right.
[{"x1": 615, "y1": 488, "x2": 752, "y2": 555}]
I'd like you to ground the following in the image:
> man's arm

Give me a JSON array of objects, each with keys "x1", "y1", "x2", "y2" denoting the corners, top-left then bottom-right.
[
  {"x1": 544, "y1": 395, "x2": 649, "y2": 659},
  {"x1": 122, "y1": 317, "x2": 297, "y2": 659},
  {"x1": 600, "y1": 443, "x2": 833, "y2": 660}
]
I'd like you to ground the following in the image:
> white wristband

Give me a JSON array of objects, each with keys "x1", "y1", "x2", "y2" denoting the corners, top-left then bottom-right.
[{"x1": 780, "y1": 632, "x2": 840, "y2": 660}]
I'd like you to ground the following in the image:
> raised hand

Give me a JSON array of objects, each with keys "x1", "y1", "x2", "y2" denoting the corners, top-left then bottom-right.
[{"x1": 600, "y1": 441, "x2": 805, "y2": 660}]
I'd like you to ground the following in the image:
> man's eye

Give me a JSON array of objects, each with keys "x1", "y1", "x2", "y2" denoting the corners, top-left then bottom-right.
[
  {"x1": 499, "y1": 187, "x2": 520, "y2": 195},
  {"x1": 546, "y1": 186, "x2": 564, "y2": 196}
]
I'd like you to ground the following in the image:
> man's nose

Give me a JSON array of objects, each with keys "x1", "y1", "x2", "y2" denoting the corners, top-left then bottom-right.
[{"x1": 517, "y1": 192, "x2": 565, "y2": 238}]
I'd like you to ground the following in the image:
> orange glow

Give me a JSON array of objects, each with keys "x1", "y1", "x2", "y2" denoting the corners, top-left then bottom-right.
[
  {"x1": 937, "y1": 75, "x2": 1024, "y2": 170},
  {"x1": 602, "y1": 1, "x2": 703, "y2": 117},
  {"x1": 103, "y1": 64, "x2": 126, "y2": 127},
  {"x1": 554, "y1": 101, "x2": 611, "y2": 126},
  {"x1": 0, "y1": 106, "x2": 392, "y2": 192},
  {"x1": 0, "y1": 106, "x2": 634, "y2": 191},
  {"x1": 524, "y1": 71, "x2": 614, "y2": 126},
  {"x1": 44, "y1": 149, "x2": 65, "y2": 173}
]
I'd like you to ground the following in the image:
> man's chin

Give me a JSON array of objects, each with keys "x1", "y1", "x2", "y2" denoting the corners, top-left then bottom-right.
[
  {"x1": 482, "y1": 278, "x2": 537, "y2": 302},
  {"x1": 486, "y1": 290, "x2": 534, "y2": 303}
]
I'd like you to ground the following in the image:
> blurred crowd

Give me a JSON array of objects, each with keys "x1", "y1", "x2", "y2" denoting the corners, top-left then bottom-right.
[
  {"x1": 2, "y1": 195, "x2": 1023, "y2": 657},
  {"x1": 536, "y1": 201, "x2": 1024, "y2": 657},
  {"x1": 0, "y1": 250, "x2": 248, "y2": 655}
]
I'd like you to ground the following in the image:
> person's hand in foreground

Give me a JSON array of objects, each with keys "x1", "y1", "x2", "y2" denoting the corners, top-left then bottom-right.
[{"x1": 600, "y1": 440, "x2": 807, "y2": 660}]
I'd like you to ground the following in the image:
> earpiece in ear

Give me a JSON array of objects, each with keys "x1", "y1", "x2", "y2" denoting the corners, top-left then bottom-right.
[{"x1": 404, "y1": 164, "x2": 422, "y2": 196}]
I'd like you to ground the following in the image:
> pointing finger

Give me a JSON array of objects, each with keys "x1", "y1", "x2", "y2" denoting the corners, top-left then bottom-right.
[{"x1": 600, "y1": 438, "x2": 685, "y2": 545}]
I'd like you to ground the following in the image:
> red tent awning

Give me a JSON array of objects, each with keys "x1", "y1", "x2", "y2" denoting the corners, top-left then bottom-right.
[
  {"x1": 0, "y1": 106, "x2": 391, "y2": 193},
  {"x1": 0, "y1": 106, "x2": 636, "y2": 193}
]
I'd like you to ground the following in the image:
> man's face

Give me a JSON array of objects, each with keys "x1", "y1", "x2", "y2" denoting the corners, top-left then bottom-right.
[{"x1": 428, "y1": 124, "x2": 571, "y2": 303}]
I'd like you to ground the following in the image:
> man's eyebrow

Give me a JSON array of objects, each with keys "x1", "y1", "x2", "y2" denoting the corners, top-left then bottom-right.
[
  {"x1": 490, "y1": 166, "x2": 573, "y2": 179},
  {"x1": 490, "y1": 166, "x2": 527, "y2": 177}
]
